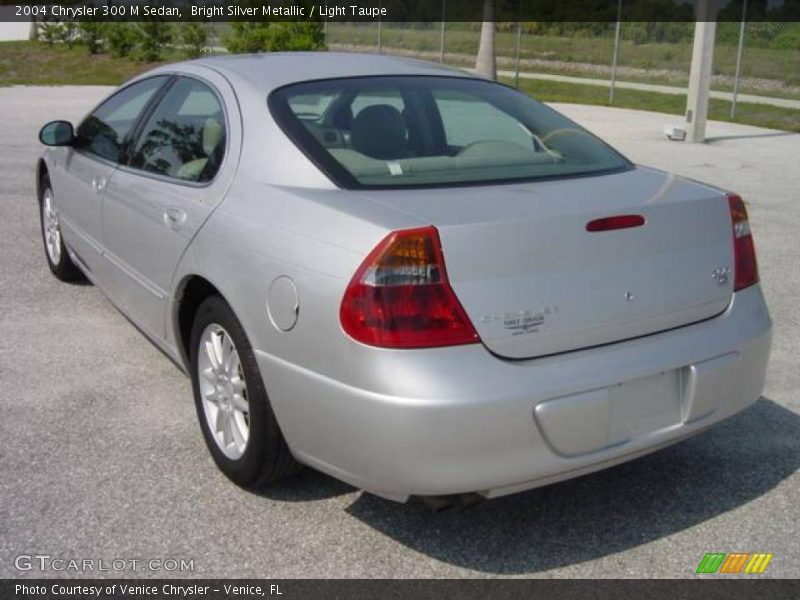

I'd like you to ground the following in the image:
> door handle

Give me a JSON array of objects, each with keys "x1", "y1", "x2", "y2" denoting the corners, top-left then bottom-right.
[
  {"x1": 91, "y1": 176, "x2": 106, "y2": 192},
  {"x1": 163, "y1": 207, "x2": 187, "y2": 230}
]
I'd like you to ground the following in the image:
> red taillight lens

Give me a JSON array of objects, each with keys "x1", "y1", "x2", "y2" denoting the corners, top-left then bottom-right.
[
  {"x1": 728, "y1": 193, "x2": 759, "y2": 291},
  {"x1": 340, "y1": 226, "x2": 480, "y2": 348}
]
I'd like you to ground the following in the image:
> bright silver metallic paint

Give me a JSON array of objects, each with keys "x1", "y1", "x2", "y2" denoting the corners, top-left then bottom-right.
[{"x1": 39, "y1": 53, "x2": 772, "y2": 502}]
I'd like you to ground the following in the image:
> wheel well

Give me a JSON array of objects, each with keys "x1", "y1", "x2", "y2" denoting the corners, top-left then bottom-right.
[
  {"x1": 177, "y1": 276, "x2": 221, "y2": 365},
  {"x1": 36, "y1": 159, "x2": 49, "y2": 200}
]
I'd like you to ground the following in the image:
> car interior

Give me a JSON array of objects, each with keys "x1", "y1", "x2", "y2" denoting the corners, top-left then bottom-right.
[
  {"x1": 292, "y1": 86, "x2": 570, "y2": 184},
  {"x1": 128, "y1": 82, "x2": 226, "y2": 183},
  {"x1": 75, "y1": 77, "x2": 226, "y2": 184}
]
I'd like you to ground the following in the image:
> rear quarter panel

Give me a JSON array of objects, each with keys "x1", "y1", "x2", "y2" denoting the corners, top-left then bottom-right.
[{"x1": 170, "y1": 177, "x2": 423, "y2": 382}]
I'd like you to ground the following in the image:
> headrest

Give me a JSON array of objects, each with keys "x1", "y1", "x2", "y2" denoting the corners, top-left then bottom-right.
[
  {"x1": 351, "y1": 105, "x2": 407, "y2": 160},
  {"x1": 202, "y1": 118, "x2": 224, "y2": 156}
]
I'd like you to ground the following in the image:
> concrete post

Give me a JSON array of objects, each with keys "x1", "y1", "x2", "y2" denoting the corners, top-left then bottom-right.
[
  {"x1": 609, "y1": 0, "x2": 622, "y2": 105},
  {"x1": 514, "y1": 21, "x2": 522, "y2": 88},
  {"x1": 439, "y1": 0, "x2": 446, "y2": 63},
  {"x1": 475, "y1": 0, "x2": 496, "y2": 80},
  {"x1": 731, "y1": 0, "x2": 748, "y2": 119},
  {"x1": 685, "y1": 1, "x2": 717, "y2": 143}
]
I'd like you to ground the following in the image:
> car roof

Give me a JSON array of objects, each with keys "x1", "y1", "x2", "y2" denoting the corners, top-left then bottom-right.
[{"x1": 179, "y1": 52, "x2": 473, "y2": 93}]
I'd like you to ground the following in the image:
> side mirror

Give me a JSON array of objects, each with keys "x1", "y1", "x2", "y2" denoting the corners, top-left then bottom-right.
[{"x1": 39, "y1": 121, "x2": 75, "y2": 147}]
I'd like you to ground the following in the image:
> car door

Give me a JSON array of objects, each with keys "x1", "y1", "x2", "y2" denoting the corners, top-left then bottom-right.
[
  {"x1": 54, "y1": 76, "x2": 169, "y2": 278},
  {"x1": 101, "y1": 70, "x2": 241, "y2": 340}
]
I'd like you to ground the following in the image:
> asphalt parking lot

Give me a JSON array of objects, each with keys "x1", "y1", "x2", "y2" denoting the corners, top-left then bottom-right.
[{"x1": 0, "y1": 86, "x2": 798, "y2": 579}]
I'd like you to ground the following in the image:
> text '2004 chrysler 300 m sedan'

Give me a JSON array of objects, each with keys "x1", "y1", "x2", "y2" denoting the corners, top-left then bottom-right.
[{"x1": 36, "y1": 53, "x2": 771, "y2": 503}]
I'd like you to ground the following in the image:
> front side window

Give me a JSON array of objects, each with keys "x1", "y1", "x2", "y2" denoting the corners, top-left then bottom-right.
[
  {"x1": 75, "y1": 76, "x2": 167, "y2": 163},
  {"x1": 270, "y1": 76, "x2": 630, "y2": 188},
  {"x1": 129, "y1": 77, "x2": 226, "y2": 183}
]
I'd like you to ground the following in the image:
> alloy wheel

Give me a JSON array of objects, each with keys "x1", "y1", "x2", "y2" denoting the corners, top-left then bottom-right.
[
  {"x1": 42, "y1": 188, "x2": 61, "y2": 265},
  {"x1": 197, "y1": 323, "x2": 250, "y2": 460}
]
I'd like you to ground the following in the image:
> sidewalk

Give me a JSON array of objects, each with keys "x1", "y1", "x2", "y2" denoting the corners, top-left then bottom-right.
[
  {"x1": 328, "y1": 43, "x2": 800, "y2": 110},
  {"x1": 500, "y1": 70, "x2": 800, "y2": 110}
]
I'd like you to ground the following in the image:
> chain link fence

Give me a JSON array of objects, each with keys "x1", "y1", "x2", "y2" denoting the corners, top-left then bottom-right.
[{"x1": 324, "y1": 18, "x2": 800, "y2": 117}]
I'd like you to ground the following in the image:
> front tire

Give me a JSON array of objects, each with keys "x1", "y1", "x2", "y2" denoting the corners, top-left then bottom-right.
[
  {"x1": 39, "y1": 174, "x2": 83, "y2": 281},
  {"x1": 190, "y1": 295, "x2": 300, "y2": 489}
]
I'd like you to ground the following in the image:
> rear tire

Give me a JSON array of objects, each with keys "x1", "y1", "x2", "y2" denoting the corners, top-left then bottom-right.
[
  {"x1": 39, "y1": 174, "x2": 83, "y2": 282},
  {"x1": 189, "y1": 295, "x2": 301, "y2": 489}
]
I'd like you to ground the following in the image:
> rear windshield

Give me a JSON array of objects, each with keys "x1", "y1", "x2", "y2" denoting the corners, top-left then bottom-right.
[{"x1": 269, "y1": 76, "x2": 630, "y2": 189}]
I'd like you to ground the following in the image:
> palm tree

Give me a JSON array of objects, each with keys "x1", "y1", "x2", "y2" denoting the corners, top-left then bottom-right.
[{"x1": 475, "y1": 0, "x2": 496, "y2": 79}]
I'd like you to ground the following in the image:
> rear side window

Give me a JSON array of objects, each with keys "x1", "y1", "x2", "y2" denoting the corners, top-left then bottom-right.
[
  {"x1": 269, "y1": 76, "x2": 630, "y2": 189},
  {"x1": 128, "y1": 77, "x2": 226, "y2": 183},
  {"x1": 75, "y1": 76, "x2": 167, "y2": 163}
]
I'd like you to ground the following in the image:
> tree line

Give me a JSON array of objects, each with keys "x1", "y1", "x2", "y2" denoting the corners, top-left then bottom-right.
[{"x1": 33, "y1": 20, "x2": 324, "y2": 61}]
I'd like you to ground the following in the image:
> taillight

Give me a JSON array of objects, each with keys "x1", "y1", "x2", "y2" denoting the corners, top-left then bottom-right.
[
  {"x1": 728, "y1": 193, "x2": 759, "y2": 291},
  {"x1": 340, "y1": 226, "x2": 480, "y2": 348}
]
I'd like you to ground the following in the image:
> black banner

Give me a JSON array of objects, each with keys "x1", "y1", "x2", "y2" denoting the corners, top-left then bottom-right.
[
  {"x1": 2, "y1": 0, "x2": 800, "y2": 23},
  {"x1": 4, "y1": 579, "x2": 800, "y2": 600}
]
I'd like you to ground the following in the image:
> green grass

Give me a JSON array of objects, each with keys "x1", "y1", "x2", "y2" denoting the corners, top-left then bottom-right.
[
  {"x1": 327, "y1": 23, "x2": 800, "y2": 99},
  {"x1": 507, "y1": 76, "x2": 800, "y2": 133},
  {"x1": 0, "y1": 40, "x2": 183, "y2": 86},
  {"x1": 1, "y1": 40, "x2": 796, "y2": 132}
]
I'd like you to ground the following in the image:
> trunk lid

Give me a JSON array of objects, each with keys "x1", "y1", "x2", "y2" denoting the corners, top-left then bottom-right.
[{"x1": 362, "y1": 167, "x2": 734, "y2": 359}]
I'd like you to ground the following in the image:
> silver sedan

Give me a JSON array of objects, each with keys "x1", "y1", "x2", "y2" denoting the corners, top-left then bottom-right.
[{"x1": 36, "y1": 53, "x2": 771, "y2": 502}]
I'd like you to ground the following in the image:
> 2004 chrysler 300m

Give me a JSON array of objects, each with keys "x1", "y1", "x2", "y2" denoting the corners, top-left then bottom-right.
[{"x1": 36, "y1": 53, "x2": 771, "y2": 502}]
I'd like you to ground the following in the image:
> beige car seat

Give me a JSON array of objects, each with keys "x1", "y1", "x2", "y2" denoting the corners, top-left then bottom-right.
[{"x1": 176, "y1": 118, "x2": 224, "y2": 181}]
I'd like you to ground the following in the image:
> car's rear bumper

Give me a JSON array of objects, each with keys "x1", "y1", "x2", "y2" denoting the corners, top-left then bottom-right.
[{"x1": 255, "y1": 285, "x2": 771, "y2": 502}]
